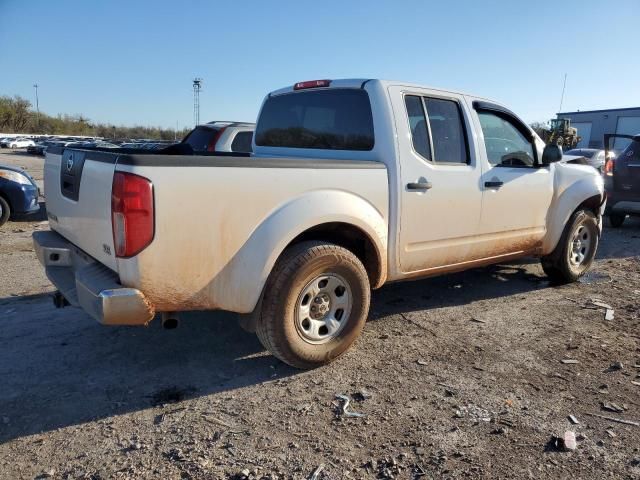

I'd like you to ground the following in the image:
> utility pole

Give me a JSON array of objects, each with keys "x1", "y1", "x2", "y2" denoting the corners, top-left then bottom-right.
[
  {"x1": 33, "y1": 84, "x2": 40, "y2": 131},
  {"x1": 193, "y1": 78, "x2": 202, "y2": 127}
]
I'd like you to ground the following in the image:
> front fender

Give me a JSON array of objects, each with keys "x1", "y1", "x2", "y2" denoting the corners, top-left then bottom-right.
[
  {"x1": 542, "y1": 164, "x2": 604, "y2": 254},
  {"x1": 203, "y1": 189, "x2": 388, "y2": 313}
]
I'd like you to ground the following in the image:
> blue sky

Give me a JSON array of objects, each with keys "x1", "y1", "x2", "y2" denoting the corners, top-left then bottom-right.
[{"x1": 1, "y1": 0, "x2": 638, "y2": 130}]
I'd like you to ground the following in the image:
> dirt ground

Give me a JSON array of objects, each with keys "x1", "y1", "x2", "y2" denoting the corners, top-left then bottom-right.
[{"x1": 0, "y1": 150, "x2": 639, "y2": 480}]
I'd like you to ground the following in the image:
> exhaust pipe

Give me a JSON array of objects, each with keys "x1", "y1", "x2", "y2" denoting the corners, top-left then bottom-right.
[
  {"x1": 161, "y1": 312, "x2": 180, "y2": 329},
  {"x1": 52, "y1": 291, "x2": 70, "y2": 309}
]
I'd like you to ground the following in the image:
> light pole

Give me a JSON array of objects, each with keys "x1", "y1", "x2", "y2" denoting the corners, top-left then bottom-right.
[
  {"x1": 193, "y1": 78, "x2": 202, "y2": 127},
  {"x1": 33, "y1": 84, "x2": 40, "y2": 132}
]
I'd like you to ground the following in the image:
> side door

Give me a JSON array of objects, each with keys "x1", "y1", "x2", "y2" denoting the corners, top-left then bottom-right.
[
  {"x1": 470, "y1": 101, "x2": 554, "y2": 257},
  {"x1": 390, "y1": 86, "x2": 484, "y2": 273}
]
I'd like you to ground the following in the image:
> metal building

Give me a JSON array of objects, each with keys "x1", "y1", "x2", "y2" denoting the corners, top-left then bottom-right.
[{"x1": 557, "y1": 107, "x2": 640, "y2": 151}]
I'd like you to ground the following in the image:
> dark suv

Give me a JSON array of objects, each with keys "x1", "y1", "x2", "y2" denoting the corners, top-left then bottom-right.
[{"x1": 604, "y1": 134, "x2": 640, "y2": 227}]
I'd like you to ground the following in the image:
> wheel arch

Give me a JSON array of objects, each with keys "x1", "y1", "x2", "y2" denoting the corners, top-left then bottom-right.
[
  {"x1": 0, "y1": 191, "x2": 12, "y2": 215},
  {"x1": 285, "y1": 221, "x2": 385, "y2": 289},
  {"x1": 219, "y1": 190, "x2": 387, "y2": 318},
  {"x1": 542, "y1": 183, "x2": 603, "y2": 255}
]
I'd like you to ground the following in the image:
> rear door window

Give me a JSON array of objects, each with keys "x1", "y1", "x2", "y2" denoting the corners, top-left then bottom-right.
[
  {"x1": 424, "y1": 98, "x2": 469, "y2": 164},
  {"x1": 255, "y1": 89, "x2": 374, "y2": 151},
  {"x1": 404, "y1": 95, "x2": 431, "y2": 160},
  {"x1": 231, "y1": 131, "x2": 253, "y2": 153},
  {"x1": 404, "y1": 95, "x2": 469, "y2": 164}
]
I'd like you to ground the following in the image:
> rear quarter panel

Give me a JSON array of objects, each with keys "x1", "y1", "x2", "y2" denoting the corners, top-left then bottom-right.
[{"x1": 116, "y1": 158, "x2": 389, "y2": 313}]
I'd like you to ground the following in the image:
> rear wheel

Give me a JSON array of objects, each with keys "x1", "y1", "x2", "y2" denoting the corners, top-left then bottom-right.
[
  {"x1": 0, "y1": 196, "x2": 10, "y2": 227},
  {"x1": 256, "y1": 241, "x2": 370, "y2": 369},
  {"x1": 541, "y1": 209, "x2": 599, "y2": 283},
  {"x1": 608, "y1": 213, "x2": 625, "y2": 228}
]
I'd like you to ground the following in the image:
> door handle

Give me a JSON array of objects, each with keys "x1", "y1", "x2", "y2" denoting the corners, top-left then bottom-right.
[
  {"x1": 407, "y1": 181, "x2": 433, "y2": 191},
  {"x1": 484, "y1": 181, "x2": 504, "y2": 188}
]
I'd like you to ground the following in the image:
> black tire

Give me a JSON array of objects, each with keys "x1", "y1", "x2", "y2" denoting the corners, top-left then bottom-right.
[
  {"x1": 256, "y1": 241, "x2": 370, "y2": 369},
  {"x1": 608, "y1": 213, "x2": 625, "y2": 228},
  {"x1": 0, "y1": 196, "x2": 10, "y2": 227},
  {"x1": 541, "y1": 209, "x2": 599, "y2": 284}
]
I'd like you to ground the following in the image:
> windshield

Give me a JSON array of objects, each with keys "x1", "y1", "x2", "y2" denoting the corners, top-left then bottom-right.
[{"x1": 255, "y1": 88, "x2": 374, "y2": 151}]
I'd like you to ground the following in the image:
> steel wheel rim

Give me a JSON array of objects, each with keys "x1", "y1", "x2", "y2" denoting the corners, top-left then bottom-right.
[
  {"x1": 295, "y1": 273, "x2": 353, "y2": 345},
  {"x1": 569, "y1": 223, "x2": 591, "y2": 266}
]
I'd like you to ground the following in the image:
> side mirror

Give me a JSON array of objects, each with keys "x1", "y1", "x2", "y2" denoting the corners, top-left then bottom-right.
[{"x1": 542, "y1": 144, "x2": 563, "y2": 166}]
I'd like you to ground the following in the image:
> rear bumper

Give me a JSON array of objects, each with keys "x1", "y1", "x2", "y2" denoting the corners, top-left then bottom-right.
[
  {"x1": 32, "y1": 230, "x2": 155, "y2": 326},
  {"x1": 605, "y1": 190, "x2": 640, "y2": 215}
]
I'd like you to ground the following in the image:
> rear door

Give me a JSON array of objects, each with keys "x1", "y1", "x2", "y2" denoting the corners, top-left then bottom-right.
[
  {"x1": 44, "y1": 147, "x2": 118, "y2": 270},
  {"x1": 390, "y1": 85, "x2": 484, "y2": 273}
]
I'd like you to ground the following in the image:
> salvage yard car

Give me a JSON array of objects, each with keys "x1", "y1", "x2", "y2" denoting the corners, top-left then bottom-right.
[
  {"x1": 0, "y1": 164, "x2": 40, "y2": 226},
  {"x1": 181, "y1": 121, "x2": 255, "y2": 153},
  {"x1": 33, "y1": 79, "x2": 605, "y2": 369},
  {"x1": 603, "y1": 133, "x2": 640, "y2": 227}
]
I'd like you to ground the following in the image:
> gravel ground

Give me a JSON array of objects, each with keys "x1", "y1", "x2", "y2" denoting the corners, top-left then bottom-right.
[{"x1": 1, "y1": 150, "x2": 639, "y2": 479}]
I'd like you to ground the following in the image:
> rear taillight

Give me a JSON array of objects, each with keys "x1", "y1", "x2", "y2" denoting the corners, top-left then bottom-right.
[
  {"x1": 111, "y1": 172, "x2": 154, "y2": 258},
  {"x1": 207, "y1": 127, "x2": 228, "y2": 152},
  {"x1": 604, "y1": 158, "x2": 615, "y2": 176},
  {"x1": 293, "y1": 79, "x2": 331, "y2": 90}
]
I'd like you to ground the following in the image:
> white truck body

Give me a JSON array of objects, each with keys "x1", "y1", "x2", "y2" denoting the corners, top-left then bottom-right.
[{"x1": 35, "y1": 79, "x2": 604, "y2": 365}]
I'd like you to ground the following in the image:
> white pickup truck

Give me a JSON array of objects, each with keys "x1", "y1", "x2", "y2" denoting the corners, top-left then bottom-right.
[{"x1": 34, "y1": 79, "x2": 605, "y2": 368}]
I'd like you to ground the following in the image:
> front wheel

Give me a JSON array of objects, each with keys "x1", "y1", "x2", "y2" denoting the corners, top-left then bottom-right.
[
  {"x1": 541, "y1": 209, "x2": 599, "y2": 283},
  {"x1": 256, "y1": 241, "x2": 370, "y2": 369},
  {"x1": 0, "y1": 196, "x2": 10, "y2": 227}
]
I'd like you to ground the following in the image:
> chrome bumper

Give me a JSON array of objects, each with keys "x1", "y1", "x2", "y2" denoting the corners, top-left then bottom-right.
[{"x1": 32, "y1": 230, "x2": 155, "y2": 325}]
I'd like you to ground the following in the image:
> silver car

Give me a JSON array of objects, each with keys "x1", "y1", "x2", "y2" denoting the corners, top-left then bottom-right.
[
  {"x1": 181, "y1": 121, "x2": 255, "y2": 153},
  {"x1": 564, "y1": 148, "x2": 615, "y2": 173}
]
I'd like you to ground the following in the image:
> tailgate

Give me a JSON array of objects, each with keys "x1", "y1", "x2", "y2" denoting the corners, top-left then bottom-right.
[
  {"x1": 614, "y1": 139, "x2": 640, "y2": 193},
  {"x1": 605, "y1": 135, "x2": 640, "y2": 194},
  {"x1": 44, "y1": 147, "x2": 118, "y2": 271}
]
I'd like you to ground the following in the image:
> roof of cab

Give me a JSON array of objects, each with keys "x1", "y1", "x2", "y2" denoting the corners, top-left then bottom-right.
[{"x1": 267, "y1": 78, "x2": 493, "y2": 103}]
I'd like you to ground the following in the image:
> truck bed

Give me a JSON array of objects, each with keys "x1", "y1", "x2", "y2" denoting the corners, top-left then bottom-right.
[{"x1": 43, "y1": 146, "x2": 389, "y2": 314}]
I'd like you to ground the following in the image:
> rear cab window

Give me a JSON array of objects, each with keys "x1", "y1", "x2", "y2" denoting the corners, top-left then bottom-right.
[{"x1": 255, "y1": 89, "x2": 374, "y2": 151}]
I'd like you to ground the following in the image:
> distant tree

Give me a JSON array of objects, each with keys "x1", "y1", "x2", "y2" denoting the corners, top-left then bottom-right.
[
  {"x1": 0, "y1": 93, "x2": 190, "y2": 140},
  {"x1": 530, "y1": 121, "x2": 549, "y2": 138}
]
